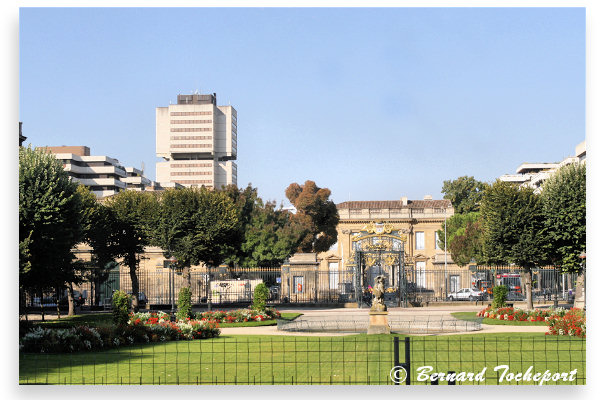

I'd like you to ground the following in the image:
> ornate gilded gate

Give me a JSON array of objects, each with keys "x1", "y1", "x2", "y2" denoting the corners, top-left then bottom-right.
[{"x1": 346, "y1": 222, "x2": 409, "y2": 308}]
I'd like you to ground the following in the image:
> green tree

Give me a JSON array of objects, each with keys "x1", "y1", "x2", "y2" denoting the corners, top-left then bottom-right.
[
  {"x1": 220, "y1": 184, "x2": 260, "y2": 267},
  {"x1": 441, "y1": 176, "x2": 489, "y2": 214},
  {"x1": 220, "y1": 184, "x2": 307, "y2": 269},
  {"x1": 156, "y1": 187, "x2": 239, "y2": 288},
  {"x1": 480, "y1": 181, "x2": 548, "y2": 310},
  {"x1": 540, "y1": 163, "x2": 586, "y2": 306},
  {"x1": 437, "y1": 212, "x2": 485, "y2": 267},
  {"x1": 285, "y1": 180, "x2": 339, "y2": 253},
  {"x1": 19, "y1": 146, "x2": 85, "y2": 316},
  {"x1": 104, "y1": 190, "x2": 160, "y2": 311},
  {"x1": 541, "y1": 163, "x2": 586, "y2": 272},
  {"x1": 77, "y1": 185, "x2": 120, "y2": 306},
  {"x1": 240, "y1": 200, "x2": 309, "y2": 268}
]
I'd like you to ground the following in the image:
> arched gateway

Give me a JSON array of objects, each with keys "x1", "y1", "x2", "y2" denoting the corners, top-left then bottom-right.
[{"x1": 346, "y1": 222, "x2": 410, "y2": 308}]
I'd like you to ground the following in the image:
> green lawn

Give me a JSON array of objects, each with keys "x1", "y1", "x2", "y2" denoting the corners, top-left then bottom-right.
[
  {"x1": 452, "y1": 312, "x2": 548, "y2": 326},
  {"x1": 33, "y1": 313, "x2": 114, "y2": 328},
  {"x1": 19, "y1": 333, "x2": 585, "y2": 385}
]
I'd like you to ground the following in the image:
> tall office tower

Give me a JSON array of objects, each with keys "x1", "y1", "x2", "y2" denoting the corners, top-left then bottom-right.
[{"x1": 156, "y1": 93, "x2": 237, "y2": 189}]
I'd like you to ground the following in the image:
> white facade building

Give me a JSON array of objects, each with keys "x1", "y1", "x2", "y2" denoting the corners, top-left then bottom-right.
[
  {"x1": 122, "y1": 167, "x2": 152, "y2": 191},
  {"x1": 156, "y1": 93, "x2": 237, "y2": 189},
  {"x1": 44, "y1": 146, "x2": 154, "y2": 198},
  {"x1": 499, "y1": 141, "x2": 586, "y2": 193}
]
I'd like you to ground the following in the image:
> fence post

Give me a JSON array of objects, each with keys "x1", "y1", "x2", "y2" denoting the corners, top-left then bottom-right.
[
  {"x1": 405, "y1": 337, "x2": 411, "y2": 385},
  {"x1": 393, "y1": 336, "x2": 400, "y2": 386}
]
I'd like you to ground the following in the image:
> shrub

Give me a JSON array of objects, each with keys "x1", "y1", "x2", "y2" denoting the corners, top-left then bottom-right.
[
  {"x1": 19, "y1": 313, "x2": 221, "y2": 353},
  {"x1": 492, "y1": 285, "x2": 508, "y2": 308},
  {"x1": 252, "y1": 283, "x2": 269, "y2": 311},
  {"x1": 176, "y1": 287, "x2": 193, "y2": 321},
  {"x1": 111, "y1": 290, "x2": 131, "y2": 327}
]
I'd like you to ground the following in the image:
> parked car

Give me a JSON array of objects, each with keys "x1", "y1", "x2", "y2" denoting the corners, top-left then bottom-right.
[
  {"x1": 448, "y1": 288, "x2": 486, "y2": 301},
  {"x1": 127, "y1": 292, "x2": 148, "y2": 307}
]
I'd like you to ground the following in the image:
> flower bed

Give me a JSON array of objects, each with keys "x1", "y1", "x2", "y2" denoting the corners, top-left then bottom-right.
[
  {"x1": 477, "y1": 306, "x2": 555, "y2": 322},
  {"x1": 195, "y1": 308, "x2": 281, "y2": 323},
  {"x1": 20, "y1": 312, "x2": 220, "y2": 353},
  {"x1": 477, "y1": 306, "x2": 585, "y2": 338},
  {"x1": 546, "y1": 308, "x2": 586, "y2": 338}
]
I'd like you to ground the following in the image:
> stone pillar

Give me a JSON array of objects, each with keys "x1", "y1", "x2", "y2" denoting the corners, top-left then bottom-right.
[{"x1": 367, "y1": 311, "x2": 391, "y2": 334}]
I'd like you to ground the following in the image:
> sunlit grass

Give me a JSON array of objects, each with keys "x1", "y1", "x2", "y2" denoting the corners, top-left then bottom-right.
[{"x1": 19, "y1": 333, "x2": 585, "y2": 385}]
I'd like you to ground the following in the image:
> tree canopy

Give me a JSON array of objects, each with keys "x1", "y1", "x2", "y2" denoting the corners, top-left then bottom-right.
[
  {"x1": 19, "y1": 146, "x2": 85, "y2": 295},
  {"x1": 239, "y1": 200, "x2": 309, "y2": 268},
  {"x1": 104, "y1": 190, "x2": 160, "y2": 310},
  {"x1": 156, "y1": 187, "x2": 239, "y2": 286},
  {"x1": 285, "y1": 180, "x2": 339, "y2": 253},
  {"x1": 480, "y1": 180, "x2": 548, "y2": 309},
  {"x1": 540, "y1": 163, "x2": 586, "y2": 273},
  {"x1": 78, "y1": 185, "x2": 120, "y2": 305},
  {"x1": 441, "y1": 176, "x2": 489, "y2": 214},
  {"x1": 437, "y1": 212, "x2": 485, "y2": 267}
]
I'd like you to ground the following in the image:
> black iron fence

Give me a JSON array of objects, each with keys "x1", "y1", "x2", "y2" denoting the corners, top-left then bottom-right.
[
  {"x1": 19, "y1": 336, "x2": 585, "y2": 385},
  {"x1": 25, "y1": 266, "x2": 580, "y2": 308}
]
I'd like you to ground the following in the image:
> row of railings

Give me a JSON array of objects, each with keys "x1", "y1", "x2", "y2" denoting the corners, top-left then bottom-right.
[
  {"x1": 19, "y1": 336, "x2": 585, "y2": 385},
  {"x1": 24, "y1": 266, "x2": 579, "y2": 308}
]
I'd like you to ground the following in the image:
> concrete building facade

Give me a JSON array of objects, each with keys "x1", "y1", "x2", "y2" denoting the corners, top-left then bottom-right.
[
  {"x1": 44, "y1": 146, "x2": 155, "y2": 197},
  {"x1": 499, "y1": 140, "x2": 586, "y2": 193},
  {"x1": 156, "y1": 93, "x2": 237, "y2": 189}
]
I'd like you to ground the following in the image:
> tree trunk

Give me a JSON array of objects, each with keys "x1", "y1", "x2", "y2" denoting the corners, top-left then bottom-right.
[
  {"x1": 20, "y1": 290, "x2": 28, "y2": 321},
  {"x1": 574, "y1": 269, "x2": 586, "y2": 309},
  {"x1": 183, "y1": 265, "x2": 191, "y2": 289},
  {"x1": 56, "y1": 287, "x2": 61, "y2": 319},
  {"x1": 39, "y1": 289, "x2": 45, "y2": 322},
  {"x1": 67, "y1": 282, "x2": 75, "y2": 316},
  {"x1": 128, "y1": 255, "x2": 139, "y2": 312},
  {"x1": 523, "y1": 268, "x2": 533, "y2": 311}
]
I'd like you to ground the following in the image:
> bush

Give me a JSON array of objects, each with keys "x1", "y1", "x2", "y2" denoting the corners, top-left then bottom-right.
[
  {"x1": 492, "y1": 285, "x2": 508, "y2": 308},
  {"x1": 252, "y1": 283, "x2": 269, "y2": 311},
  {"x1": 19, "y1": 314, "x2": 221, "y2": 353},
  {"x1": 176, "y1": 287, "x2": 193, "y2": 321},
  {"x1": 111, "y1": 290, "x2": 131, "y2": 327}
]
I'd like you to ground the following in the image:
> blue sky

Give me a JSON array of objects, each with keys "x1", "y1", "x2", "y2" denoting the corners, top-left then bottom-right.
[{"x1": 19, "y1": 7, "x2": 585, "y2": 205}]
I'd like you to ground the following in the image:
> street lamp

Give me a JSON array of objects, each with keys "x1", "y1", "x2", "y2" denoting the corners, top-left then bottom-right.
[{"x1": 444, "y1": 208, "x2": 448, "y2": 300}]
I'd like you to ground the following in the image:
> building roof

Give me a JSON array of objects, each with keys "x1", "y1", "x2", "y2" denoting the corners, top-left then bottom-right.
[{"x1": 337, "y1": 200, "x2": 452, "y2": 209}]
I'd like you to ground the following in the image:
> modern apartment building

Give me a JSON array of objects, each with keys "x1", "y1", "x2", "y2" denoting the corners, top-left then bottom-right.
[
  {"x1": 499, "y1": 140, "x2": 586, "y2": 193},
  {"x1": 156, "y1": 93, "x2": 237, "y2": 189},
  {"x1": 44, "y1": 146, "x2": 154, "y2": 198},
  {"x1": 122, "y1": 167, "x2": 152, "y2": 191}
]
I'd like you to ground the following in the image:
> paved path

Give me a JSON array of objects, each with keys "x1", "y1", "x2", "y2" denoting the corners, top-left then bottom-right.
[
  {"x1": 219, "y1": 324, "x2": 548, "y2": 336},
  {"x1": 217, "y1": 307, "x2": 549, "y2": 336}
]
